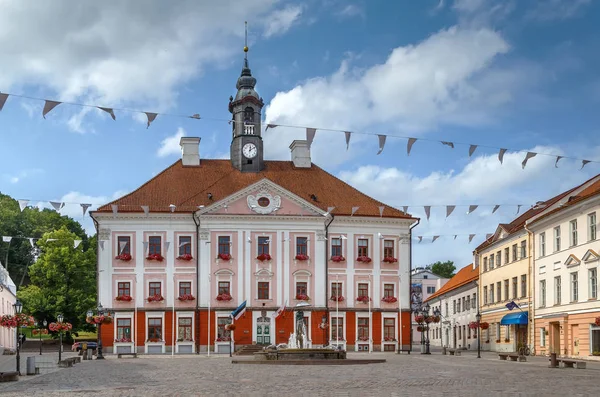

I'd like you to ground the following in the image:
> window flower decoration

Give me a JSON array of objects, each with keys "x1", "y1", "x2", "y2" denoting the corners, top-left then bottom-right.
[
  {"x1": 114, "y1": 338, "x2": 132, "y2": 343},
  {"x1": 115, "y1": 253, "x2": 132, "y2": 261},
  {"x1": 295, "y1": 254, "x2": 309, "y2": 261},
  {"x1": 295, "y1": 294, "x2": 310, "y2": 301},
  {"x1": 177, "y1": 254, "x2": 193, "y2": 261},
  {"x1": 469, "y1": 321, "x2": 478, "y2": 330},
  {"x1": 256, "y1": 253, "x2": 272, "y2": 261},
  {"x1": 504, "y1": 338, "x2": 510, "y2": 343},
  {"x1": 357, "y1": 336, "x2": 369, "y2": 341},
  {"x1": 115, "y1": 295, "x2": 133, "y2": 302},
  {"x1": 479, "y1": 322, "x2": 490, "y2": 330},
  {"x1": 331, "y1": 336, "x2": 345, "y2": 341},
  {"x1": 216, "y1": 336, "x2": 231, "y2": 342},
  {"x1": 356, "y1": 256, "x2": 372, "y2": 263},
  {"x1": 384, "y1": 336, "x2": 396, "y2": 342},
  {"x1": 382, "y1": 257, "x2": 398, "y2": 263},
  {"x1": 146, "y1": 253, "x2": 164, "y2": 261},
  {"x1": 147, "y1": 338, "x2": 163, "y2": 343},
  {"x1": 330, "y1": 256, "x2": 345, "y2": 262},
  {"x1": 381, "y1": 296, "x2": 398, "y2": 303},
  {"x1": 217, "y1": 253, "x2": 232, "y2": 261},
  {"x1": 147, "y1": 294, "x2": 165, "y2": 302},
  {"x1": 356, "y1": 296, "x2": 371, "y2": 303},
  {"x1": 330, "y1": 295, "x2": 345, "y2": 302},
  {"x1": 216, "y1": 293, "x2": 232, "y2": 301},
  {"x1": 178, "y1": 294, "x2": 196, "y2": 301}
]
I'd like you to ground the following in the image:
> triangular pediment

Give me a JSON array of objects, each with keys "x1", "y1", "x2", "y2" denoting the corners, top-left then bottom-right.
[
  {"x1": 491, "y1": 225, "x2": 509, "y2": 243},
  {"x1": 582, "y1": 249, "x2": 599, "y2": 262},
  {"x1": 197, "y1": 178, "x2": 326, "y2": 217},
  {"x1": 564, "y1": 254, "x2": 581, "y2": 267}
]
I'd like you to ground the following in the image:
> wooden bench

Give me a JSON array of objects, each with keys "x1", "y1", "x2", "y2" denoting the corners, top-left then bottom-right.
[
  {"x1": 58, "y1": 357, "x2": 79, "y2": 368},
  {"x1": 550, "y1": 358, "x2": 587, "y2": 369},
  {"x1": 0, "y1": 371, "x2": 19, "y2": 382},
  {"x1": 118, "y1": 353, "x2": 138, "y2": 359}
]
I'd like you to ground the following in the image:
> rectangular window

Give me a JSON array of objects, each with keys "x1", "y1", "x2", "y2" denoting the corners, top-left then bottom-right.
[
  {"x1": 217, "y1": 317, "x2": 231, "y2": 340},
  {"x1": 521, "y1": 274, "x2": 527, "y2": 298},
  {"x1": 258, "y1": 237, "x2": 269, "y2": 255},
  {"x1": 148, "y1": 318, "x2": 162, "y2": 340},
  {"x1": 258, "y1": 282, "x2": 269, "y2": 299},
  {"x1": 540, "y1": 327, "x2": 546, "y2": 347},
  {"x1": 426, "y1": 286, "x2": 435, "y2": 294},
  {"x1": 453, "y1": 299, "x2": 457, "y2": 313},
  {"x1": 554, "y1": 226, "x2": 561, "y2": 252},
  {"x1": 505, "y1": 326, "x2": 510, "y2": 342},
  {"x1": 592, "y1": 326, "x2": 600, "y2": 354},
  {"x1": 504, "y1": 248, "x2": 510, "y2": 264},
  {"x1": 490, "y1": 284, "x2": 494, "y2": 303},
  {"x1": 496, "y1": 251, "x2": 501, "y2": 267},
  {"x1": 590, "y1": 268, "x2": 598, "y2": 300},
  {"x1": 462, "y1": 297, "x2": 466, "y2": 311},
  {"x1": 504, "y1": 280, "x2": 509, "y2": 301},
  {"x1": 296, "y1": 282, "x2": 308, "y2": 296},
  {"x1": 357, "y1": 239, "x2": 369, "y2": 257},
  {"x1": 540, "y1": 232, "x2": 546, "y2": 257},
  {"x1": 483, "y1": 257, "x2": 488, "y2": 272},
  {"x1": 117, "y1": 318, "x2": 131, "y2": 340},
  {"x1": 512, "y1": 244, "x2": 517, "y2": 261},
  {"x1": 331, "y1": 282, "x2": 342, "y2": 298},
  {"x1": 218, "y1": 236, "x2": 230, "y2": 255},
  {"x1": 570, "y1": 220, "x2": 578, "y2": 247},
  {"x1": 179, "y1": 236, "x2": 192, "y2": 256},
  {"x1": 497, "y1": 282, "x2": 501, "y2": 303},
  {"x1": 489, "y1": 254, "x2": 495, "y2": 270},
  {"x1": 218, "y1": 281, "x2": 230, "y2": 295},
  {"x1": 296, "y1": 237, "x2": 308, "y2": 255},
  {"x1": 457, "y1": 299, "x2": 461, "y2": 312},
  {"x1": 357, "y1": 318, "x2": 369, "y2": 340},
  {"x1": 466, "y1": 295, "x2": 470, "y2": 310},
  {"x1": 149, "y1": 282, "x2": 161, "y2": 297},
  {"x1": 331, "y1": 238, "x2": 342, "y2": 257},
  {"x1": 554, "y1": 276, "x2": 561, "y2": 305},
  {"x1": 149, "y1": 236, "x2": 162, "y2": 256},
  {"x1": 358, "y1": 283, "x2": 369, "y2": 297},
  {"x1": 539, "y1": 280, "x2": 546, "y2": 307},
  {"x1": 512, "y1": 277, "x2": 518, "y2": 300},
  {"x1": 179, "y1": 281, "x2": 192, "y2": 297},
  {"x1": 332, "y1": 317, "x2": 344, "y2": 341},
  {"x1": 520, "y1": 240, "x2": 526, "y2": 259},
  {"x1": 383, "y1": 240, "x2": 394, "y2": 258},
  {"x1": 384, "y1": 318, "x2": 395, "y2": 340},
  {"x1": 458, "y1": 326, "x2": 461, "y2": 339},
  {"x1": 483, "y1": 287, "x2": 488, "y2": 305},
  {"x1": 571, "y1": 272, "x2": 578, "y2": 302},
  {"x1": 589, "y1": 212, "x2": 597, "y2": 241},
  {"x1": 117, "y1": 236, "x2": 131, "y2": 255},
  {"x1": 383, "y1": 284, "x2": 394, "y2": 298},
  {"x1": 445, "y1": 302, "x2": 449, "y2": 316},
  {"x1": 472, "y1": 293, "x2": 476, "y2": 309},
  {"x1": 178, "y1": 317, "x2": 193, "y2": 341},
  {"x1": 117, "y1": 282, "x2": 130, "y2": 297}
]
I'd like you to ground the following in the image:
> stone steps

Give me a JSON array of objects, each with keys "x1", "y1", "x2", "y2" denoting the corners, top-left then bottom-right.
[{"x1": 235, "y1": 345, "x2": 264, "y2": 356}]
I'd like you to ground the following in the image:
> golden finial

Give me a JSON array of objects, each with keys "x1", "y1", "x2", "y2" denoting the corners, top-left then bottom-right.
[{"x1": 244, "y1": 21, "x2": 248, "y2": 56}]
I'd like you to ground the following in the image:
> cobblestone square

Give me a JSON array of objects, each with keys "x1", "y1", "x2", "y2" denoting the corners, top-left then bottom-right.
[{"x1": 1, "y1": 351, "x2": 599, "y2": 396}]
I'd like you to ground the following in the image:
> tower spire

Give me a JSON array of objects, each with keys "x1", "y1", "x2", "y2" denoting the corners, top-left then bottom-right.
[{"x1": 244, "y1": 21, "x2": 248, "y2": 63}]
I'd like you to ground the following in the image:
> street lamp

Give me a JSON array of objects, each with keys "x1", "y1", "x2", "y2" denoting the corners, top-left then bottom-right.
[
  {"x1": 476, "y1": 311, "x2": 482, "y2": 359},
  {"x1": 96, "y1": 305, "x2": 105, "y2": 359},
  {"x1": 35, "y1": 320, "x2": 47, "y2": 355},
  {"x1": 57, "y1": 313, "x2": 64, "y2": 363},
  {"x1": 13, "y1": 299, "x2": 23, "y2": 375}
]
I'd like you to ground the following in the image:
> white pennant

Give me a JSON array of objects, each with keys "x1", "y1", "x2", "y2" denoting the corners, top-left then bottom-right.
[
  {"x1": 467, "y1": 205, "x2": 478, "y2": 214},
  {"x1": 0, "y1": 93, "x2": 8, "y2": 111},
  {"x1": 99, "y1": 240, "x2": 105, "y2": 250},
  {"x1": 98, "y1": 107, "x2": 116, "y2": 120},
  {"x1": 165, "y1": 241, "x2": 171, "y2": 252},
  {"x1": 555, "y1": 156, "x2": 563, "y2": 168},
  {"x1": 581, "y1": 160, "x2": 591, "y2": 170},
  {"x1": 378, "y1": 206, "x2": 384, "y2": 217},
  {"x1": 142, "y1": 241, "x2": 149, "y2": 254},
  {"x1": 446, "y1": 205, "x2": 455, "y2": 218},
  {"x1": 441, "y1": 141, "x2": 454, "y2": 149},
  {"x1": 492, "y1": 205, "x2": 500, "y2": 214},
  {"x1": 402, "y1": 206, "x2": 408, "y2": 213},
  {"x1": 29, "y1": 238, "x2": 35, "y2": 248},
  {"x1": 49, "y1": 201, "x2": 64, "y2": 212},
  {"x1": 327, "y1": 206, "x2": 336, "y2": 214},
  {"x1": 18, "y1": 200, "x2": 29, "y2": 212},
  {"x1": 81, "y1": 203, "x2": 92, "y2": 217},
  {"x1": 377, "y1": 135, "x2": 386, "y2": 155},
  {"x1": 306, "y1": 128, "x2": 316, "y2": 148},
  {"x1": 498, "y1": 148, "x2": 507, "y2": 164},
  {"x1": 265, "y1": 124, "x2": 278, "y2": 132},
  {"x1": 468, "y1": 234, "x2": 475, "y2": 243},
  {"x1": 42, "y1": 100, "x2": 61, "y2": 118},
  {"x1": 141, "y1": 205, "x2": 150, "y2": 216},
  {"x1": 345, "y1": 131, "x2": 351, "y2": 150},
  {"x1": 190, "y1": 114, "x2": 201, "y2": 120},
  {"x1": 119, "y1": 241, "x2": 128, "y2": 254},
  {"x1": 145, "y1": 112, "x2": 158, "y2": 128},
  {"x1": 2, "y1": 236, "x2": 12, "y2": 243},
  {"x1": 469, "y1": 145, "x2": 478, "y2": 157},
  {"x1": 111, "y1": 205, "x2": 118, "y2": 215},
  {"x1": 486, "y1": 233, "x2": 493, "y2": 240},
  {"x1": 74, "y1": 240, "x2": 82, "y2": 249},
  {"x1": 454, "y1": 235, "x2": 457, "y2": 240},
  {"x1": 418, "y1": 236, "x2": 423, "y2": 243},
  {"x1": 407, "y1": 138, "x2": 417, "y2": 156},
  {"x1": 351, "y1": 207, "x2": 360, "y2": 216},
  {"x1": 432, "y1": 236, "x2": 439, "y2": 243},
  {"x1": 521, "y1": 152, "x2": 537, "y2": 169},
  {"x1": 424, "y1": 206, "x2": 431, "y2": 221}
]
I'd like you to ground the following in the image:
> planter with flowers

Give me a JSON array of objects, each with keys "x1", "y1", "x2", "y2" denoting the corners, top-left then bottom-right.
[
  {"x1": 147, "y1": 294, "x2": 165, "y2": 303},
  {"x1": 177, "y1": 254, "x2": 193, "y2": 261},
  {"x1": 86, "y1": 315, "x2": 113, "y2": 325},
  {"x1": 384, "y1": 336, "x2": 397, "y2": 342},
  {"x1": 225, "y1": 324, "x2": 237, "y2": 331},
  {"x1": 216, "y1": 336, "x2": 231, "y2": 342},
  {"x1": 178, "y1": 294, "x2": 196, "y2": 301},
  {"x1": 32, "y1": 329, "x2": 49, "y2": 335},
  {"x1": 479, "y1": 322, "x2": 490, "y2": 330},
  {"x1": 0, "y1": 313, "x2": 35, "y2": 328},
  {"x1": 296, "y1": 294, "x2": 310, "y2": 301},
  {"x1": 331, "y1": 336, "x2": 345, "y2": 342},
  {"x1": 295, "y1": 254, "x2": 309, "y2": 261},
  {"x1": 146, "y1": 338, "x2": 163, "y2": 343},
  {"x1": 49, "y1": 321, "x2": 72, "y2": 333},
  {"x1": 417, "y1": 325, "x2": 427, "y2": 332},
  {"x1": 469, "y1": 321, "x2": 478, "y2": 330},
  {"x1": 504, "y1": 338, "x2": 510, "y2": 343},
  {"x1": 115, "y1": 253, "x2": 132, "y2": 261},
  {"x1": 330, "y1": 295, "x2": 345, "y2": 302},
  {"x1": 595, "y1": 317, "x2": 600, "y2": 326},
  {"x1": 381, "y1": 296, "x2": 398, "y2": 303},
  {"x1": 217, "y1": 253, "x2": 232, "y2": 261},
  {"x1": 357, "y1": 336, "x2": 369, "y2": 342},
  {"x1": 114, "y1": 337, "x2": 132, "y2": 343},
  {"x1": 115, "y1": 295, "x2": 133, "y2": 302},
  {"x1": 414, "y1": 315, "x2": 425, "y2": 323},
  {"x1": 382, "y1": 257, "x2": 398, "y2": 263},
  {"x1": 356, "y1": 296, "x2": 371, "y2": 303},
  {"x1": 495, "y1": 339, "x2": 501, "y2": 343},
  {"x1": 256, "y1": 253, "x2": 272, "y2": 262},
  {"x1": 356, "y1": 256, "x2": 372, "y2": 263},
  {"x1": 216, "y1": 293, "x2": 233, "y2": 301},
  {"x1": 330, "y1": 255, "x2": 346, "y2": 262},
  {"x1": 146, "y1": 253, "x2": 164, "y2": 262}
]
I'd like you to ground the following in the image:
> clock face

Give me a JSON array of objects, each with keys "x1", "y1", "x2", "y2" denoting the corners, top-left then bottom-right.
[{"x1": 242, "y1": 143, "x2": 257, "y2": 159}]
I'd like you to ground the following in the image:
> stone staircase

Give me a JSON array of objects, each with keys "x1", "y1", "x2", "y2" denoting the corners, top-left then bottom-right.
[{"x1": 235, "y1": 345, "x2": 264, "y2": 356}]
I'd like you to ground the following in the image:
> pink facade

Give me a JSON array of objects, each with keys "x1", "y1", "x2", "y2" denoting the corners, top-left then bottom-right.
[{"x1": 111, "y1": 230, "x2": 136, "y2": 268}]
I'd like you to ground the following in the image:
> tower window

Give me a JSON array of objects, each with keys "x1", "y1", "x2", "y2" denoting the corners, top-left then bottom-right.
[
  {"x1": 244, "y1": 107, "x2": 254, "y2": 123},
  {"x1": 247, "y1": 159, "x2": 253, "y2": 165}
]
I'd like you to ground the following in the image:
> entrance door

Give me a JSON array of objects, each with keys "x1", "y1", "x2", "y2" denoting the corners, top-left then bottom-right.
[
  {"x1": 571, "y1": 325, "x2": 579, "y2": 356},
  {"x1": 256, "y1": 316, "x2": 271, "y2": 345},
  {"x1": 453, "y1": 326, "x2": 456, "y2": 348},
  {"x1": 551, "y1": 322, "x2": 561, "y2": 355},
  {"x1": 445, "y1": 328, "x2": 449, "y2": 348}
]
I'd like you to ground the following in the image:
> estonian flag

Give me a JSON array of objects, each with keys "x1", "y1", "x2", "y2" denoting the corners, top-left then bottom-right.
[
  {"x1": 231, "y1": 300, "x2": 247, "y2": 320},
  {"x1": 272, "y1": 300, "x2": 287, "y2": 318},
  {"x1": 505, "y1": 300, "x2": 519, "y2": 311}
]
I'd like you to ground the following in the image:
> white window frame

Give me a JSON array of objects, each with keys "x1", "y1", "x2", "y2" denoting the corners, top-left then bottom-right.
[
  {"x1": 554, "y1": 226, "x2": 561, "y2": 252},
  {"x1": 381, "y1": 313, "x2": 398, "y2": 345},
  {"x1": 292, "y1": 269, "x2": 312, "y2": 300},
  {"x1": 539, "y1": 232, "x2": 546, "y2": 257},
  {"x1": 571, "y1": 272, "x2": 578, "y2": 302},
  {"x1": 554, "y1": 276, "x2": 561, "y2": 305},
  {"x1": 144, "y1": 311, "x2": 166, "y2": 354},
  {"x1": 589, "y1": 268, "x2": 598, "y2": 300},
  {"x1": 589, "y1": 212, "x2": 597, "y2": 242},
  {"x1": 113, "y1": 312, "x2": 134, "y2": 344},
  {"x1": 214, "y1": 269, "x2": 234, "y2": 298},
  {"x1": 330, "y1": 236, "x2": 345, "y2": 258},
  {"x1": 329, "y1": 312, "x2": 347, "y2": 344},
  {"x1": 294, "y1": 234, "x2": 310, "y2": 257},
  {"x1": 540, "y1": 327, "x2": 546, "y2": 347},
  {"x1": 255, "y1": 268, "x2": 273, "y2": 301},
  {"x1": 570, "y1": 219, "x2": 578, "y2": 247},
  {"x1": 330, "y1": 279, "x2": 345, "y2": 299},
  {"x1": 176, "y1": 311, "x2": 195, "y2": 352},
  {"x1": 539, "y1": 280, "x2": 546, "y2": 307}
]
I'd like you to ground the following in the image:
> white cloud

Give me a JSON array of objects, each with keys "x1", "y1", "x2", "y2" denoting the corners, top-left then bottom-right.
[
  {"x1": 157, "y1": 127, "x2": 186, "y2": 158},
  {"x1": 336, "y1": 5, "x2": 365, "y2": 19},
  {"x1": 263, "y1": 5, "x2": 303, "y2": 38},
  {"x1": 5, "y1": 168, "x2": 44, "y2": 184}
]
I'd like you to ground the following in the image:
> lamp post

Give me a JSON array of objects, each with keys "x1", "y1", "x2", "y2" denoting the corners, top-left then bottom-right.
[
  {"x1": 476, "y1": 311, "x2": 481, "y2": 359},
  {"x1": 13, "y1": 299, "x2": 23, "y2": 375},
  {"x1": 35, "y1": 320, "x2": 47, "y2": 355},
  {"x1": 57, "y1": 313, "x2": 64, "y2": 363},
  {"x1": 96, "y1": 305, "x2": 105, "y2": 359}
]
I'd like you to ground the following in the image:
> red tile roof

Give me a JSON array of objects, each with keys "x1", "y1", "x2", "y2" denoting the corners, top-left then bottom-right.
[
  {"x1": 95, "y1": 159, "x2": 414, "y2": 219},
  {"x1": 425, "y1": 264, "x2": 478, "y2": 302}
]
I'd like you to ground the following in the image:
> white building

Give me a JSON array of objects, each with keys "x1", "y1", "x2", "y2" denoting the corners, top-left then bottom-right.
[
  {"x1": 425, "y1": 264, "x2": 480, "y2": 350},
  {"x1": 0, "y1": 260, "x2": 17, "y2": 354},
  {"x1": 410, "y1": 268, "x2": 449, "y2": 341}
]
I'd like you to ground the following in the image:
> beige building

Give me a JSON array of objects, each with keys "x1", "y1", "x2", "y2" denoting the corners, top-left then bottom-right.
[{"x1": 527, "y1": 175, "x2": 600, "y2": 359}]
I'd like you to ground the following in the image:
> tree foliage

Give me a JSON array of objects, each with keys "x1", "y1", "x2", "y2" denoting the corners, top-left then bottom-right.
[{"x1": 426, "y1": 260, "x2": 456, "y2": 278}]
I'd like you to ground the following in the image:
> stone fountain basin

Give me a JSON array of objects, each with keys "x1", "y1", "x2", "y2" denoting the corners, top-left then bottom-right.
[{"x1": 254, "y1": 348, "x2": 347, "y2": 361}]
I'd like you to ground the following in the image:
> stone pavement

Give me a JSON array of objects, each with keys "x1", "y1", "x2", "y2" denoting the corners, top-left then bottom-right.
[{"x1": 0, "y1": 350, "x2": 598, "y2": 396}]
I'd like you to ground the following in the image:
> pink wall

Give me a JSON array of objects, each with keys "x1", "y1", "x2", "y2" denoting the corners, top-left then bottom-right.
[
  {"x1": 250, "y1": 231, "x2": 277, "y2": 306},
  {"x1": 111, "y1": 231, "x2": 136, "y2": 268},
  {"x1": 210, "y1": 189, "x2": 307, "y2": 216},
  {"x1": 112, "y1": 272, "x2": 136, "y2": 309},
  {"x1": 174, "y1": 273, "x2": 197, "y2": 308},
  {"x1": 288, "y1": 232, "x2": 315, "y2": 301},
  {"x1": 143, "y1": 273, "x2": 167, "y2": 309},
  {"x1": 174, "y1": 231, "x2": 197, "y2": 267},
  {"x1": 354, "y1": 234, "x2": 374, "y2": 266},
  {"x1": 143, "y1": 231, "x2": 167, "y2": 268}
]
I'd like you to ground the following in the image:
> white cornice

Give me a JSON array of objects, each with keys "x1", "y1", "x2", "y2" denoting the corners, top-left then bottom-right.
[{"x1": 527, "y1": 195, "x2": 600, "y2": 231}]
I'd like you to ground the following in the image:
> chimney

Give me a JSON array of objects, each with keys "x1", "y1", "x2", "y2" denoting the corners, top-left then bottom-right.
[
  {"x1": 289, "y1": 140, "x2": 311, "y2": 168},
  {"x1": 180, "y1": 137, "x2": 200, "y2": 166}
]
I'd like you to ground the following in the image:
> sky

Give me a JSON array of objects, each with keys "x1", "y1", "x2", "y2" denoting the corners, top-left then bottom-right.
[{"x1": 1, "y1": 0, "x2": 600, "y2": 269}]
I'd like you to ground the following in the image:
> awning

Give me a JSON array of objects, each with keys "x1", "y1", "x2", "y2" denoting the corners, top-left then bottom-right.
[{"x1": 500, "y1": 312, "x2": 529, "y2": 325}]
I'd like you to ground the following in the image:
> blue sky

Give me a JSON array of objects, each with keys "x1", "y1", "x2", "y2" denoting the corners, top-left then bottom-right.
[{"x1": 1, "y1": 0, "x2": 600, "y2": 268}]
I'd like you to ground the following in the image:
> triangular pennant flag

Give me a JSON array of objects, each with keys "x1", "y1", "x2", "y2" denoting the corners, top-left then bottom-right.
[
  {"x1": 99, "y1": 240, "x2": 105, "y2": 250},
  {"x1": 377, "y1": 135, "x2": 386, "y2": 155},
  {"x1": 467, "y1": 205, "x2": 478, "y2": 214},
  {"x1": 521, "y1": 152, "x2": 537, "y2": 169},
  {"x1": 29, "y1": 238, "x2": 35, "y2": 248},
  {"x1": 142, "y1": 241, "x2": 149, "y2": 254},
  {"x1": 486, "y1": 233, "x2": 493, "y2": 240},
  {"x1": 306, "y1": 128, "x2": 316, "y2": 148},
  {"x1": 81, "y1": 204, "x2": 92, "y2": 217},
  {"x1": 345, "y1": 131, "x2": 351, "y2": 150},
  {"x1": 441, "y1": 141, "x2": 454, "y2": 149},
  {"x1": 49, "y1": 201, "x2": 64, "y2": 212},
  {"x1": 454, "y1": 235, "x2": 457, "y2": 240},
  {"x1": 378, "y1": 206, "x2": 384, "y2": 217},
  {"x1": 351, "y1": 206, "x2": 359, "y2": 216},
  {"x1": 327, "y1": 206, "x2": 335, "y2": 214},
  {"x1": 190, "y1": 114, "x2": 201, "y2": 119},
  {"x1": 145, "y1": 112, "x2": 158, "y2": 128},
  {"x1": 0, "y1": 93, "x2": 8, "y2": 111},
  {"x1": 498, "y1": 148, "x2": 507, "y2": 164},
  {"x1": 555, "y1": 156, "x2": 563, "y2": 168},
  {"x1": 141, "y1": 205, "x2": 150, "y2": 216},
  {"x1": 424, "y1": 206, "x2": 431, "y2": 221},
  {"x1": 74, "y1": 240, "x2": 82, "y2": 249},
  {"x1": 111, "y1": 205, "x2": 118, "y2": 215},
  {"x1": 42, "y1": 100, "x2": 61, "y2": 118},
  {"x1": 407, "y1": 138, "x2": 417, "y2": 156},
  {"x1": 432, "y1": 236, "x2": 439, "y2": 243},
  {"x1": 469, "y1": 145, "x2": 477, "y2": 157},
  {"x1": 119, "y1": 241, "x2": 127, "y2": 254},
  {"x1": 468, "y1": 234, "x2": 475, "y2": 243},
  {"x1": 581, "y1": 160, "x2": 591, "y2": 170},
  {"x1": 265, "y1": 124, "x2": 278, "y2": 132},
  {"x1": 492, "y1": 205, "x2": 500, "y2": 214},
  {"x1": 418, "y1": 236, "x2": 423, "y2": 243},
  {"x1": 402, "y1": 206, "x2": 408, "y2": 213},
  {"x1": 446, "y1": 205, "x2": 455, "y2": 218},
  {"x1": 18, "y1": 200, "x2": 29, "y2": 212},
  {"x1": 165, "y1": 241, "x2": 171, "y2": 252},
  {"x1": 516, "y1": 205, "x2": 522, "y2": 215},
  {"x1": 98, "y1": 107, "x2": 116, "y2": 120},
  {"x1": 2, "y1": 236, "x2": 12, "y2": 243}
]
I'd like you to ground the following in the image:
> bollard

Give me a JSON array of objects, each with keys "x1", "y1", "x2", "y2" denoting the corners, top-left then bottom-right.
[
  {"x1": 549, "y1": 352, "x2": 558, "y2": 368},
  {"x1": 87, "y1": 349, "x2": 93, "y2": 361},
  {"x1": 26, "y1": 356, "x2": 37, "y2": 375},
  {"x1": 442, "y1": 346, "x2": 447, "y2": 355},
  {"x1": 83, "y1": 349, "x2": 88, "y2": 360}
]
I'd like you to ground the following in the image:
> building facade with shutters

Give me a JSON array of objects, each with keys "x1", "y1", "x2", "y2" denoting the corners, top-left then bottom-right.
[
  {"x1": 91, "y1": 50, "x2": 418, "y2": 355},
  {"x1": 0, "y1": 261, "x2": 17, "y2": 353}
]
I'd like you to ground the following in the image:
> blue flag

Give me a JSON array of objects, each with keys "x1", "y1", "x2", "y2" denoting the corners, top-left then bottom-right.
[
  {"x1": 231, "y1": 300, "x2": 247, "y2": 320},
  {"x1": 505, "y1": 301, "x2": 519, "y2": 311}
]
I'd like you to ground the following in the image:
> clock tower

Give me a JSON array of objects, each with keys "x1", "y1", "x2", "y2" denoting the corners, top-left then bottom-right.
[{"x1": 229, "y1": 32, "x2": 264, "y2": 173}]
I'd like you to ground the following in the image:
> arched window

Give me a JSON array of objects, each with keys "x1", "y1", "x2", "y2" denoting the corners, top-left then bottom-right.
[{"x1": 244, "y1": 107, "x2": 254, "y2": 123}]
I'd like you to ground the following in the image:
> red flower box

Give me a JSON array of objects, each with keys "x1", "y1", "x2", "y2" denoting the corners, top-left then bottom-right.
[
  {"x1": 356, "y1": 296, "x2": 371, "y2": 303},
  {"x1": 295, "y1": 254, "x2": 309, "y2": 261},
  {"x1": 115, "y1": 338, "x2": 132, "y2": 343},
  {"x1": 330, "y1": 295, "x2": 345, "y2": 302},
  {"x1": 115, "y1": 295, "x2": 133, "y2": 302},
  {"x1": 357, "y1": 336, "x2": 369, "y2": 341},
  {"x1": 356, "y1": 256, "x2": 372, "y2": 263},
  {"x1": 147, "y1": 294, "x2": 165, "y2": 302},
  {"x1": 178, "y1": 294, "x2": 196, "y2": 301},
  {"x1": 115, "y1": 253, "x2": 132, "y2": 261},
  {"x1": 330, "y1": 255, "x2": 345, "y2": 262},
  {"x1": 86, "y1": 315, "x2": 112, "y2": 325},
  {"x1": 217, "y1": 336, "x2": 231, "y2": 342},
  {"x1": 146, "y1": 253, "x2": 164, "y2": 261},
  {"x1": 216, "y1": 293, "x2": 232, "y2": 301},
  {"x1": 595, "y1": 317, "x2": 600, "y2": 326},
  {"x1": 381, "y1": 296, "x2": 398, "y2": 303},
  {"x1": 218, "y1": 253, "x2": 232, "y2": 261},
  {"x1": 414, "y1": 314, "x2": 424, "y2": 323},
  {"x1": 382, "y1": 257, "x2": 398, "y2": 263},
  {"x1": 295, "y1": 294, "x2": 310, "y2": 301},
  {"x1": 480, "y1": 322, "x2": 490, "y2": 330},
  {"x1": 177, "y1": 254, "x2": 193, "y2": 261},
  {"x1": 469, "y1": 321, "x2": 478, "y2": 330},
  {"x1": 256, "y1": 253, "x2": 272, "y2": 261},
  {"x1": 49, "y1": 322, "x2": 72, "y2": 332},
  {"x1": 384, "y1": 336, "x2": 396, "y2": 342}
]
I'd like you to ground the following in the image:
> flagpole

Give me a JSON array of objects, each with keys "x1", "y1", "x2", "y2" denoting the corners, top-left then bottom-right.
[
  {"x1": 399, "y1": 274, "x2": 402, "y2": 354},
  {"x1": 336, "y1": 274, "x2": 339, "y2": 345},
  {"x1": 134, "y1": 275, "x2": 137, "y2": 352},
  {"x1": 207, "y1": 274, "x2": 211, "y2": 357},
  {"x1": 172, "y1": 275, "x2": 175, "y2": 358},
  {"x1": 368, "y1": 275, "x2": 372, "y2": 354}
]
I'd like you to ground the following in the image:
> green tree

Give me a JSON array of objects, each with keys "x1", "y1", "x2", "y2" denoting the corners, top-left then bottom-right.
[
  {"x1": 17, "y1": 227, "x2": 97, "y2": 341},
  {"x1": 426, "y1": 260, "x2": 456, "y2": 278}
]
